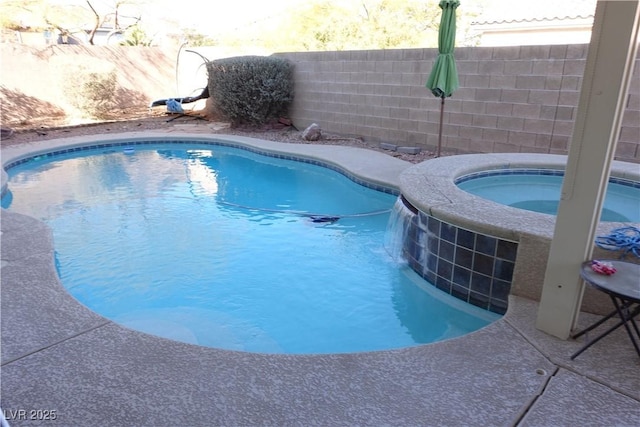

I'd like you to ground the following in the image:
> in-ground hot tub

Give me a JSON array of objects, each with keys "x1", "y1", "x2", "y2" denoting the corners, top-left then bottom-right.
[
  {"x1": 396, "y1": 153, "x2": 640, "y2": 315},
  {"x1": 456, "y1": 169, "x2": 639, "y2": 223}
]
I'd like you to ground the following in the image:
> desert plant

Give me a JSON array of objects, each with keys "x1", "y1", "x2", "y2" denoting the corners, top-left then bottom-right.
[
  {"x1": 206, "y1": 56, "x2": 293, "y2": 125},
  {"x1": 121, "y1": 25, "x2": 152, "y2": 46},
  {"x1": 64, "y1": 66, "x2": 117, "y2": 119}
]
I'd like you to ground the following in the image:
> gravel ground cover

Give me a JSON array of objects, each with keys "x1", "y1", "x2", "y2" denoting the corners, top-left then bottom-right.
[{"x1": 1, "y1": 112, "x2": 441, "y2": 164}]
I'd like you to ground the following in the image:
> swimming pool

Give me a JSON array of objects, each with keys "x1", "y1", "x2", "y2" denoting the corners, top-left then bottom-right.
[
  {"x1": 1, "y1": 141, "x2": 499, "y2": 354},
  {"x1": 456, "y1": 169, "x2": 640, "y2": 222}
]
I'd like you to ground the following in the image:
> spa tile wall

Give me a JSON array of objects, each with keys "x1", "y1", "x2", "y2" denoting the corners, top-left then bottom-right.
[{"x1": 402, "y1": 203, "x2": 517, "y2": 315}]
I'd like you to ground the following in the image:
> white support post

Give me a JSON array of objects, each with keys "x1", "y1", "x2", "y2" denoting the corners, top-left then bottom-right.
[{"x1": 536, "y1": 0, "x2": 640, "y2": 339}]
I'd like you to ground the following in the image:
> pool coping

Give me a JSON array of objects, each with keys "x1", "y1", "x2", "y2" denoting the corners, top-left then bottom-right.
[{"x1": 2, "y1": 133, "x2": 639, "y2": 426}]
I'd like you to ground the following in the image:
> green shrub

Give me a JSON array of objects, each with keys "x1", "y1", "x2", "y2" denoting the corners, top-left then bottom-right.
[{"x1": 206, "y1": 56, "x2": 294, "y2": 125}]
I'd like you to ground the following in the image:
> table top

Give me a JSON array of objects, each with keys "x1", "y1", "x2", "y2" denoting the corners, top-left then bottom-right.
[{"x1": 580, "y1": 260, "x2": 640, "y2": 302}]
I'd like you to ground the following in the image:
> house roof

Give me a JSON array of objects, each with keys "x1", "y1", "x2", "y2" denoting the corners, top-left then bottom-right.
[{"x1": 472, "y1": 0, "x2": 597, "y2": 26}]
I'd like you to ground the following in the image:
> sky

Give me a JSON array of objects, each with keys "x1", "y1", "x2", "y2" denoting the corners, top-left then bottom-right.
[
  {"x1": 60, "y1": 0, "x2": 310, "y2": 34},
  {"x1": 59, "y1": 0, "x2": 598, "y2": 32},
  {"x1": 13, "y1": 0, "x2": 600, "y2": 39},
  {"x1": 477, "y1": 0, "x2": 596, "y2": 22},
  {"x1": 142, "y1": 0, "x2": 297, "y2": 30},
  {"x1": 25, "y1": 0, "x2": 310, "y2": 34}
]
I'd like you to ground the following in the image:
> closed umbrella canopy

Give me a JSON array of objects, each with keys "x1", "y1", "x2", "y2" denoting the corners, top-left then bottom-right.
[
  {"x1": 427, "y1": 0, "x2": 460, "y2": 97},
  {"x1": 426, "y1": 0, "x2": 460, "y2": 157}
]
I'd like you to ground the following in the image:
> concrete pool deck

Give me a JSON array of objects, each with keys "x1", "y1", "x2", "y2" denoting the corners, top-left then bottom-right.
[{"x1": 1, "y1": 132, "x2": 639, "y2": 426}]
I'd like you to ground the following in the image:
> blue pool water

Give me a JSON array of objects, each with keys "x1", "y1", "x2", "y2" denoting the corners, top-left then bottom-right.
[
  {"x1": 2, "y1": 143, "x2": 500, "y2": 354},
  {"x1": 457, "y1": 172, "x2": 640, "y2": 222}
]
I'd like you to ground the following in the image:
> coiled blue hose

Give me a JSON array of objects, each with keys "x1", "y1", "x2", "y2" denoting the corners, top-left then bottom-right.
[{"x1": 595, "y1": 226, "x2": 640, "y2": 258}]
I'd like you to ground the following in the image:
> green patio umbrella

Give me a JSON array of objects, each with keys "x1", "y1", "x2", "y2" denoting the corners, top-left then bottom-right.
[{"x1": 426, "y1": 0, "x2": 460, "y2": 157}]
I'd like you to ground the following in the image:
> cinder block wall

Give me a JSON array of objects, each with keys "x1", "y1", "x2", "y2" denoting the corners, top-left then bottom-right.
[{"x1": 276, "y1": 45, "x2": 640, "y2": 162}]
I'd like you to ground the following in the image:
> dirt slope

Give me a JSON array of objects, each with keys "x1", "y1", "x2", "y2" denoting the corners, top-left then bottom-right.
[{"x1": 1, "y1": 43, "x2": 176, "y2": 129}]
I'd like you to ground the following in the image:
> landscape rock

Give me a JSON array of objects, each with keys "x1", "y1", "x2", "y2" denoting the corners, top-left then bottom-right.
[
  {"x1": 397, "y1": 146, "x2": 422, "y2": 154},
  {"x1": 302, "y1": 123, "x2": 322, "y2": 141},
  {"x1": 379, "y1": 142, "x2": 397, "y2": 151}
]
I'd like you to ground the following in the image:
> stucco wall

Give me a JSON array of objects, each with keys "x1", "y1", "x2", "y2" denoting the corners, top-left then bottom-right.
[{"x1": 276, "y1": 44, "x2": 640, "y2": 162}]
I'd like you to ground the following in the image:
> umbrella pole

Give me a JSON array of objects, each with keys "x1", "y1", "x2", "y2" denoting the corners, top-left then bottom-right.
[{"x1": 436, "y1": 96, "x2": 445, "y2": 157}]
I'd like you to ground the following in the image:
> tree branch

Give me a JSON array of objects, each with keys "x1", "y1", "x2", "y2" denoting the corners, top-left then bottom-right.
[{"x1": 85, "y1": 0, "x2": 100, "y2": 45}]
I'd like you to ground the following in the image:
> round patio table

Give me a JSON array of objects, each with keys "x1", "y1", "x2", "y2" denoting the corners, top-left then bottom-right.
[{"x1": 570, "y1": 260, "x2": 640, "y2": 360}]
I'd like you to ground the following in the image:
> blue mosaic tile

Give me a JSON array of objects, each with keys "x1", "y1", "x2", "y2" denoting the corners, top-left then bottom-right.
[
  {"x1": 494, "y1": 259, "x2": 515, "y2": 282},
  {"x1": 439, "y1": 240, "x2": 455, "y2": 262},
  {"x1": 427, "y1": 252, "x2": 438, "y2": 272},
  {"x1": 455, "y1": 168, "x2": 639, "y2": 191},
  {"x1": 454, "y1": 247, "x2": 474, "y2": 269},
  {"x1": 473, "y1": 253, "x2": 494, "y2": 276},
  {"x1": 408, "y1": 257, "x2": 421, "y2": 274},
  {"x1": 440, "y1": 222, "x2": 457, "y2": 243},
  {"x1": 475, "y1": 234, "x2": 497, "y2": 256},
  {"x1": 437, "y1": 259, "x2": 453, "y2": 281},
  {"x1": 497, "y1": 240, "x2": 518, "y2": 262},
  {"x1": 469, "y1": 291, "x2": 490, "y2": 310},
  {"x1": 470, "y1": 273, "x2": 491, "y2": 294},
  {"x1": 3, "y1": 139, "x2": 399, "y2": 196},
  {"x1": 427, "y1": 233, "x2": 439, "y2": 255},
  {"x1": 456, "y1": 228, "x2": 475, "y2": 250},
  {"x1": 427, "y1": 215, "x2": 439, "y2": 233},
  {"x1": 407, "y1": 237, "x2": 420, "y2": 260},
  {"x1": 451, "y1": 284, "x2": 469, "y2": 302},
  {"x1": 492, "y1": 279, "x2": 511, "y2": 302},
  {"x1": 610, "y1": 177, "x2": 640, "y2": 188},
  {"x1": 435, "y1": 276, "x2": 451, "y2": 293},
  {"x1": 425, "y1": 269, "x2": 437, "y2": 286},
  {"x1": 489, "y1": 300, "x2": 508, "y2": 315},
  {"x1": 452, "y1": 266, "x2": 471, "y2": 288}
]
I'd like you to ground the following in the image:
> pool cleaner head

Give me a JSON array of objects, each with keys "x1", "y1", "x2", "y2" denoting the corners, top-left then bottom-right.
[{"x1": 309, "y1": 215, "x2": 340, "y2": 224}]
